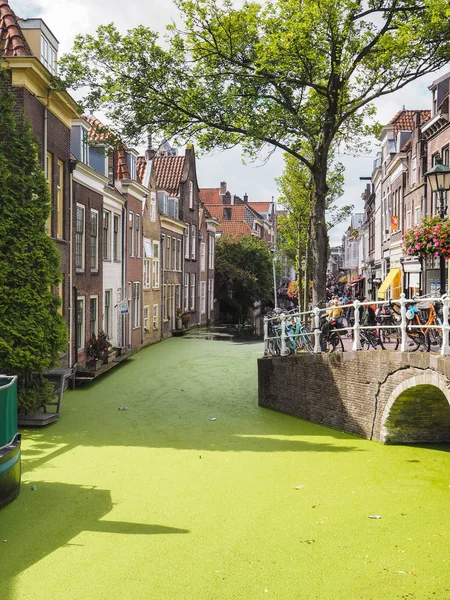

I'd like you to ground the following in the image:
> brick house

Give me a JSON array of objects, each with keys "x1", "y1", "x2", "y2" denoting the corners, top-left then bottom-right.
[
  {"x1": 198, "y1": 204, "x2": 218, "y2": 324},
  {"x1": 1, "y1": 3, "x2": 79, "y2": 367},
  {"x1": 137, "y1": 150, "x2": 162, "y2": 346}
]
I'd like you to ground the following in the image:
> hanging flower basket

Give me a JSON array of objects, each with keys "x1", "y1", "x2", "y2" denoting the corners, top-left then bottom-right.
[
  {"x1": 403, "y1": 216, "x2": 450, "y2": 259},
  {"x1": 287, "y1": 281, "x2": 298, "y2": 300}
]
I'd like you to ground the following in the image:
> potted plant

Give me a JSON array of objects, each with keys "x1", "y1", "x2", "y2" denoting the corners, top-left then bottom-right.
[
  {"x1": 181, "y1": 311, "x2": 191, "y2": 329},
  {"x1": 87, "y1": 331, "x2": 111, "y2": 368},
  {"x1": 176, "y1": 308, "x2": 183, "y2": 330}
]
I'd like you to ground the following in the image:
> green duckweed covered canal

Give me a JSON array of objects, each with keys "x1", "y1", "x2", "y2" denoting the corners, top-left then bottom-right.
[{"x1": 1, "y1": 337, "x2": 449, "y2": 600}]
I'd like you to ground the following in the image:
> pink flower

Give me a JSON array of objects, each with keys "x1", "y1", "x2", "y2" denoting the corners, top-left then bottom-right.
[{"x1": 415, "y1": 243, "x2": 421, "y2": 250}]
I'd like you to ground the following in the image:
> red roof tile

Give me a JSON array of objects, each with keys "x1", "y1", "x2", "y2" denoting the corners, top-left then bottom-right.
[
  {"x1": 137, "y1": 156, "x2": 146, "y2": 184},
  {"x1": 206, "y1": 205, "x2": 246, "y2": 221},
  {"x1": 249, "y1": 201, "x2": 271, "y2": 215},
  {"x1": 0, "y1": 0, "x2": 32, "y2": 57},
  {"x1": 199, "y1": 188, "x2": 221, "y2": 205},
  {"x1": 154, "y1": 155, "x2": 185, "y2": 196},
  {"x1": 218, "y1": 221, "x2": 253, "y2": 237},
  {"x1": 388, "y1": 110, "x2": 431, "y2": 135},
  {"x1": 86, "y1": 115, "x2": 113, "y2": 143},
  {"x1": 401, "y1": 138, "x2": 412, "y2": 153}
]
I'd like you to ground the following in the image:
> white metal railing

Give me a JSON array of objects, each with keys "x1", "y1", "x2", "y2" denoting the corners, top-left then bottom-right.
[{"x1": 263, "y1": 293, "x2": 450, "y2": 357}]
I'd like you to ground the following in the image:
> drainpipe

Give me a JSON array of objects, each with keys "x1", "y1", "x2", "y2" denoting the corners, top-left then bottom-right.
[
  {"x1": 122, "y1": 205, "x2": 127, "y2": 348},
  {"x1": 68, "y1": 159, "x2": 76, "y2": 368}
]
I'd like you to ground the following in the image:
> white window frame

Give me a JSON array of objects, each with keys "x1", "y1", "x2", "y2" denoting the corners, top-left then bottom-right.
[
  {"x1": 190, "y1": 273, "x2": 196, "y2": 311},
  {"x1": 201, "y1": 281, "x2": 206, "y2": 314},
  {"x1": 200, "y1": 242, "x2": 206, "y2": 272},
  {"x1": 406, "y1": 210, "x2": 412, "y2": 230},
  {"x1": 89, "y1": 295, "x2": 98, "y2": 338},
  {"x1": 76, "y1": 296, "x2": 85, "y2": 351},
  {"x1": 185, "y1": 225, "x2": 190, "y2": 259},
  {"x1": 177, "y1": 239, "x2": 182, "y2": 271},
  {"x1": 152, "y1": 241, "x2": 160, "y2": 288},
  {"x1": 415, "y1": 206, "x2": 420, "y2": 226},
  {"x1": 150, "y1": 192, "x2": 156, "y2": 222},
  {"x1": 209, "y1": 278, "x2": 214, "y2": 316},
  {"x1": 143, "y1": 305, "x2": 150, "y2": 332},
  {"x1": 113, "y1": 214, "x2": 120, "y2": 261},
  {"x1": 153, "y1": 304, "x2": 158, "y2": 329},
  {"x1": 166, "y1": 236, "x2": 171, "y2": 270},
  {"x1": 184, "y1": 273, "x2": 189, "y2": 312},
  {"x1": 76, "y1": 204, "x2": 85, "y2": 271},
  {"x1": 103, "y1": 209, "x2": 111, "y2": 261},
  {"x1": 133, "y1": 282, "x2": 140, "y2": 328},
  {"x1": 136, "y1": 214, "x2": 141, "y2": 258},
  {"x1": 172, "y1": 237, "x2": 177, "y2": 272},
  {"x1": 191, "y1": 225, "x2": 196, "y2": 260},
  {"x1": 189, "y1": 180, "x2": 194, "y2": 209},
  {"x1": 129, "y1": 211, "x2": 134, "y2": 257},
  {"x1": 90, "y1": 209, "x2": 99, "y2": 271},
  {"x1": 144, "y1": 258, "x2": 151, "y2": 289},
  {"x1": 209, "y1": 236, "x2": 215, "y2": 269}
]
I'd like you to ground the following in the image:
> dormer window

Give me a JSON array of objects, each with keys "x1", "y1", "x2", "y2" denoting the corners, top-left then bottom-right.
[
  {"x1": 126, "y1": 150, "x2": 139, "y2": 180},
  {"x1": 70, "y1": 120, "x2": 90, "y2": 166},
  {"x1": 41, "y1": 35, "x2": 57, "y2": 75},
  {"x1": 158, "y1": 191, "x2": 168, "y2": 214}
]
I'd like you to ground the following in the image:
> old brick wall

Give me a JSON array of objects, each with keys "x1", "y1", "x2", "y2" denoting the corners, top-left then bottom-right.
[{"x1": 258, "y1": 352, "x2": 450, "y2": 443}]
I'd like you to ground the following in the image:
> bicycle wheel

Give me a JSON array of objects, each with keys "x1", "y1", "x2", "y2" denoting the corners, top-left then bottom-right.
[
  {"x1": 406, "y1": 331, "x2": 427, "y2": 352},
  {"x1": 300, "y1": 332, "x2": 314, "y2": 354},
  {"x1": 327, "y1": 332, "x2": 344, "y2": 352},
  {"x1": 427, "y1": 328, "x2": 442, "y2": 351},
  {"x1": 368, "y1": 331, "x2": 385, "y2": 350}
]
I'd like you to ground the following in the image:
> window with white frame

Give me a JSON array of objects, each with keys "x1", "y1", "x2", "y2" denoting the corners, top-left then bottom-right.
[
  {"x1": 90, "y1": 296, "x2": 98, "y2": 338},
  {"x1": 76, "y1": 297, "x2": 85, "y2": 351},
  {"x1": 76, "y1": 204, "x2": 85, "y2": 271},
  {"x1": 200, "y1": 242, "x2": 206, "y2": 272},
  {"x1": 172, "y1": 237, "x2": 176, "y2": 271},
  {"x1": 158, "y1": 191, "x2": 168, "y2": 214},
  {"x1": 410, "y1": 153, "x2": 417, "y2": 186},
  {"x1": 104, "y1": 290, "x2": 112, "y2": 339},
  {"x1": 152, "y1": 241, "x2": 160, "y2": 288},
  {"x1": 103, "y1": 210, "x2": 111, "y2": 260},
  {"x1": 143, "y1": 306, "x2": 149, "y2": 332},
  {"x1": 201, "y1": 281, "x2": 206, "y2": 314},
  {"x1": 144, "y1": 259, "x2": 151, "y2": 288},
  {"x1": 150, "y1": 193, "x2": 156, "y2": 222},
  {"x1": 209, "y1": 278, "x2": 214, "y2": 314},
  {"x1": 166, "y1": 236, "x2": 171, "y2": 270},
  {"x1": 133, "y1": 282, "x2": 140, "y2": 328},
  {"x1": 90, "y1": 210, "x2": 98, "y2": 271},
  {"x1": 184, "y1": 273, "x2": 189, "y2": 311},
  {"x1": 185, "y1": 225, "x2": 190, "y2": 258},
  {"x1": 153, "y1": 304, "x2": 158, "y2": 329},
  {"x1": 406, "y1": 211, "x2": 412, "y2": 230},
  {"x1": 129, "y1": 212, "x2": 134, "y2": 256},
  {"x1": 189, "y1": 180, "x2": 194, "y2": 209},
  {"x1": 136, "y1": 214, "x2": 141, "y2": 258},
  {"x1": 190, "y1": 273, "x2": 196, "y2": 310},
  {"x1": 126, "y1": 152, "x2": 137, "y2": 180},
  {"x1": 209, "y1": 236, "x2": 215, "y2": 269},
  {"x1": 176, "y1": 239, "x2": 182, "y2": 271},
  {"x1": 113, "y1": 214, "x2": 120, "y2": 261},
  {"x1": 415, "y1": 206, "x2": 420, "y2": 226},
  {"x1": 191, "y1": 225, "x2": 196, "y2": 259},
  {"x1": 40, "y1": 34, "x2": 57, "y2": 75}
]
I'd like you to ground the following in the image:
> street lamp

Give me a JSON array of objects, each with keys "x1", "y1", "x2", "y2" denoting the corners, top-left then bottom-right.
[{"x1": 425, "y1": 153, "x2": 450, "y2": 295}]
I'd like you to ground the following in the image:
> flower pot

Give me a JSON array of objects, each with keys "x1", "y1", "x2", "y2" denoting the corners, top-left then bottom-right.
[
  {"x1": 176, "y1": 318, "x2": 182, "y2": 330},
  {"x1": 86, "y1": 358, "x2": 102, "y2": 372}
]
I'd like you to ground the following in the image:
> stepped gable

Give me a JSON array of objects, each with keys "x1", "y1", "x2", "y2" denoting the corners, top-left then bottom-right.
[
  {"x1": 86, "y1": 115, "x2": 131, "y2": 180},
  {"x1": 153, "y1": 155, "x2": 185, "y2": 195},
  {"x1": 388, "y1": 109, "x2": 431, "y2": 135},
  {"x1": 199, "y1": 188, "x2": 221, "y2": 205},
  {"x1": 0, "y1": 0, "x2": 32, "y2": 57}
]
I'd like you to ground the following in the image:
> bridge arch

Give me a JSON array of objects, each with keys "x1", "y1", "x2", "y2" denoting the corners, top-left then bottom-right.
[{"x1": 380, "y1": 372, "x2": 450, "y2": 444}]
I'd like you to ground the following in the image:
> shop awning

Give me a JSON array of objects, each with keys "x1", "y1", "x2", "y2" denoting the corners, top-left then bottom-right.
[
  {"x1": 377, "y1": 268, "x2": 401, "y2": 299},
  {"x1": 349, "y1": 277, "x2": 365, "y2": 286}
]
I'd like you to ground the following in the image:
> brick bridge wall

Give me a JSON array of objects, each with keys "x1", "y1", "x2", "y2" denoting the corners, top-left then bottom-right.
[{"x1": 258, "y1": 352, "x2": 450, "y2": 443}]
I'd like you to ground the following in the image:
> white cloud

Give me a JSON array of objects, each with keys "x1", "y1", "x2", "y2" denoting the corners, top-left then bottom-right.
[{"x1": 20, "y1": 0, "x2": 450, "y2": 242}]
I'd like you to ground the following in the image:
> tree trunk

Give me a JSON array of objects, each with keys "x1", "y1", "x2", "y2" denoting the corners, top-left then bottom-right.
[
  {"x1": 303, "y1": 221, "x2": 311, "y2": 312},
  {"x1": 297, "y1": 222, "x2": 302, "y2": 309},
  {"x1": 311, "y1": 167, "x2": 329, "y2": 306}
]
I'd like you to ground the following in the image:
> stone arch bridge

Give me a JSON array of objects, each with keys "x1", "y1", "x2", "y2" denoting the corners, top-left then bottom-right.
[{"x1": 258, "y1": 352, "x2": 450, "y2": 443}]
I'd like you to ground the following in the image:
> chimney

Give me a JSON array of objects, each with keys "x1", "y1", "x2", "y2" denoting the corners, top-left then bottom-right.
[
  {"x1": 220, "y1": 181, "x2": 227, "y2": 195},
  {"x1": 223, "y1": 191, "x2": 232, "y2": 205},
  {"x1": 244, "y1": 193, "x2": 248, "y2": 204},
  {"x1": 145, "y1": 132, "x2": 156, "y2": 160}
]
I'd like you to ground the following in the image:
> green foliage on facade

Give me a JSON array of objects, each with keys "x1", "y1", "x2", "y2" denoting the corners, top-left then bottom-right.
[
  {"x1": 0, "y1": 69, "x2": 67, "y2": 408},
  {"x1": 215, "y1": 235, "x2": 273, "y2": 321}
]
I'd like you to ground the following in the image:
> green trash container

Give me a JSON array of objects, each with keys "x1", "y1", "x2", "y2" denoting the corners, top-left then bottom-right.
[{"x1": 0, "y1": 376, "x2": 21, "y2": 508}]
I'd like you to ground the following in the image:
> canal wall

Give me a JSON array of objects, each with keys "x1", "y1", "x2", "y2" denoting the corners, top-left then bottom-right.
[{"x1": 258, "y1": 351, "x2": 450, "y2": 443}]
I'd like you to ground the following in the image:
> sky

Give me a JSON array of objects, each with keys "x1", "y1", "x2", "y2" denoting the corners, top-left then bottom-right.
[{"x1": 15, "y1": 0, "x2": 450, "y2": 245}]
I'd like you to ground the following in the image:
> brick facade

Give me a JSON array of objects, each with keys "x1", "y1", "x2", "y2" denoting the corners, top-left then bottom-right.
[{"x1": 258, "y1": 352, "x2": 450, "y2": 443}]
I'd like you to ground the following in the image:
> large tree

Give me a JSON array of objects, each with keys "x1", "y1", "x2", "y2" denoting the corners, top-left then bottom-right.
[
  {"x1": 215, "y1": 235, "x2": 273, "y2": 321},
  {"x1": 0, "y1": 69, "x2": 67, "y2": 409},
  {"x1": 60, "y1": 0, "x2": 450, "y2": 302}
]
